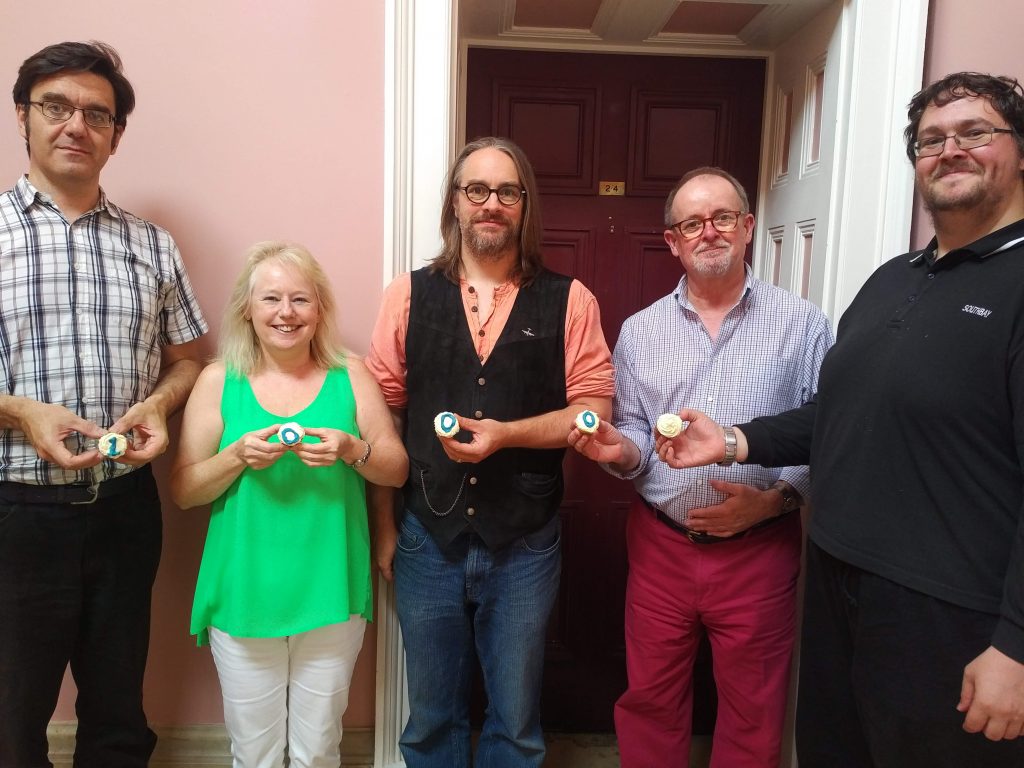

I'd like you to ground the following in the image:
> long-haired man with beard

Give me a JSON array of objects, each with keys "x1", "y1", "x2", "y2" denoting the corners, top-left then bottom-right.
[{"x1": 366, "y1": 137, "x2": 614, "y2": 767}]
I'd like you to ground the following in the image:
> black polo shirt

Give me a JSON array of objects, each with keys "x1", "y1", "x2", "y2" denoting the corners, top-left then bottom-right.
[{"x1": 743, "y1": 217, "x2": 1024, "y2": 661}]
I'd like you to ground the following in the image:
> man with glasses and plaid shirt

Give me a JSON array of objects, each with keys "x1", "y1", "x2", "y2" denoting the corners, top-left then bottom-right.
[
  {"x1": 656, "y1": 73, "x2": 1024, "y2": 766},
  {"x1": 569, "y1": 167, "x2": 833, "y2": 767},
  {"x1": 0, "y1": 42, "x2": 207, "y2": 767}
]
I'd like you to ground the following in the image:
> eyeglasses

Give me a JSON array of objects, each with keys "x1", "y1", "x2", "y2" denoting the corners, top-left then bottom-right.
[
  {"x1": 27, "y1": 100, "x2": 116, "y2": 129},
  {"x1": 670, "y1": 211, "x2": 744, "y2": 240},
  {"x1": 913, "y1": 127, "x2": 1015, "y2": 158},
  {"x1": 457, "y1": 183, "x2": 526, "y2": 206}
]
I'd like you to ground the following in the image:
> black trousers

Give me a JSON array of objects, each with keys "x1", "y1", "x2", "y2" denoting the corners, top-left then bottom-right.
[
  {"x1": 796, "y1": 539, "x2": 1024, "y2": 768},
  {"x1": 0, "y1": 468, "x2": 161, "y2": 768}
]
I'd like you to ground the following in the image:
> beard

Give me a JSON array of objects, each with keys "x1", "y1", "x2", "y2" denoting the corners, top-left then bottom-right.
[
  {"x1": 920, "y1": 158, "x2": 992, "y2": 213},
  {"x1": 688, "y1": 240, "x2": 735, "y2": 277},
  {"x1": 461, "y1": 212, "x2": 519, "y2": 259}
]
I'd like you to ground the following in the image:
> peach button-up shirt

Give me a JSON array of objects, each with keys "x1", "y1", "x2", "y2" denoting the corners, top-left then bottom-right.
[{"x1": 366, "y1": 271, "x2": 614, "y2": 409}]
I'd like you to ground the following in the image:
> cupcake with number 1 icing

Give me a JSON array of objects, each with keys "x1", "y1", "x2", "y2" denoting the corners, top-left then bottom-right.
[{"x1": 99, "y1": 432, "x2": 128, "y2": 458}]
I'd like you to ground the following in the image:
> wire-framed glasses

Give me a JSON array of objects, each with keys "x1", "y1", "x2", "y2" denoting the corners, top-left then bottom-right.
[
  {"x1": 913, "y1": 127, "x2": 1015, "y2": 158},
  {"x1": 27, "y1": 101, "x2": 116, "y2": 129}
]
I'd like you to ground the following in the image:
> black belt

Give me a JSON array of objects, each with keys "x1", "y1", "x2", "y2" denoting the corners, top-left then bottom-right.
[
  {"x1": 0, "y1": 467, "x2": 150, "y2": 505},
  {"x1": 641, "y1": 496, "x2": 787, "y2": 545}
]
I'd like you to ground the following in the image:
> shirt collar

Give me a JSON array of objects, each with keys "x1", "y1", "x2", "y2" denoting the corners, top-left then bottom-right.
[
  {"x1": 674, "y1": 264, "x2": 755, "y2": 312},
  {"x1": 910, "y1": 216, "x2": 1024, "y2": 270},
  {"x1": 13, "y1": 175, "x2": 116, "y2": 219}
]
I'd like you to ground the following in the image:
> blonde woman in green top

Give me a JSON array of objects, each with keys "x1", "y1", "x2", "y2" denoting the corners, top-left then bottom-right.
[{"x1": 171, "y1": 242, "x2": 407, "y2": 768}]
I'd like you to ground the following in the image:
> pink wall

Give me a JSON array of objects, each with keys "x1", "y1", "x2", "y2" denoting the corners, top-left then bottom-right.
[
  {"x1": 911, "y1": 0, "x2": 1023, "y2": 248},
  {"x1": 0, "y1": 2, "x2": 385, "y2": 727}
]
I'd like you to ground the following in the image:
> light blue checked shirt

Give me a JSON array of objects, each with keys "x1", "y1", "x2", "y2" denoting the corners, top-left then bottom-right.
[{"x1": 610, "y1": 268, "x2": 833, "y2": 525}]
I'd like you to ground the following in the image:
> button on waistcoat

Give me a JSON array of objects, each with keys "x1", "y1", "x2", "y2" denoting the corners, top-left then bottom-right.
[{"x1": 404, "y1": 267, "x2": 570, "y2": 550}]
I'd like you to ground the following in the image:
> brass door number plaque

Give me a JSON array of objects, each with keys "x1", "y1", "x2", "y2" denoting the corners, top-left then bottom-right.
[{"x1": 599, "y1": 181, "x2": 625, "y2": 196}]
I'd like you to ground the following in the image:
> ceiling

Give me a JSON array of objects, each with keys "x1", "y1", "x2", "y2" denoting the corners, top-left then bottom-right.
[{"x1": 460, "y1": 0, "x2": 834, "y2": 50}]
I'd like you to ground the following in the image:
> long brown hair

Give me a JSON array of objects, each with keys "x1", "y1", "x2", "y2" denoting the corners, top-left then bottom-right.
[{"x1": 431, "y1": 136, "x2": 545, "y2": 285}]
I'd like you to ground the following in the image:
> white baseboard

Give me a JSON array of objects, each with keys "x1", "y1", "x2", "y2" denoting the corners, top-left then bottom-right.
[{"x1": 47, "y1": 722, "x2": 374, "y2": 767}]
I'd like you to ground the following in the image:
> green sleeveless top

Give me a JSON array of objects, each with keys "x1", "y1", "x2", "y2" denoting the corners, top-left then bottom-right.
[{"x1": 190, "y1": 366, "x2": 372, "y2": 646}]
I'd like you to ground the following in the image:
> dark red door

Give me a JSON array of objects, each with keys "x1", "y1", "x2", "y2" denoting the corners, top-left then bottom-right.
[{"x1": 466, "y1": 47, "x2": 765, "y2": 731}]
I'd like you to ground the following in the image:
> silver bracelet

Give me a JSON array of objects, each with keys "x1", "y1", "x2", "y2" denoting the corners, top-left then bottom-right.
[{"x1": 347, "y1": 440, "x2": 372, "y2": 468}]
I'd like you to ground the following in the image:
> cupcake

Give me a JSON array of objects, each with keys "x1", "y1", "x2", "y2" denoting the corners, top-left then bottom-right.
[
  {"x1": 656, "y1": 413, "x2": 684, "y2": 438},
  {"x1": 434, "y1": 411, "x2": 460, "y2": 438},
  {"x1": 575, "y1": 409, "x2": 600, "y2": 434},
  {"x1": 278, "y1": 422, "x2": 305, "y2": 446},
  {"x1": 99, "y1": 432, "x2": 128, "y2": 458}
]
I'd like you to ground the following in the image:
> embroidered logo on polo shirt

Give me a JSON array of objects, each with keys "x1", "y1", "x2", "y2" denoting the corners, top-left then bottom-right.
[{"x1": 962, "y1": 304, "x2": 992, "y2": 318}]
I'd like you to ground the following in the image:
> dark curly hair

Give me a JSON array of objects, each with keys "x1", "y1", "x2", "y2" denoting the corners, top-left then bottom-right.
[{"x1": 904, "y1": 72, "x2": 1024, "y2": 163}]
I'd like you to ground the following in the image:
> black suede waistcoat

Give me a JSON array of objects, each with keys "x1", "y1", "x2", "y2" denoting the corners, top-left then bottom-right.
[{"x1": 404, "y1": 266, "x2": 570, "y2": 551}]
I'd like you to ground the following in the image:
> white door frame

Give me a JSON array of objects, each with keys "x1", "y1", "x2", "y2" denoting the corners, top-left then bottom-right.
[
  {"x1": 807, "y1": 0, "x2": 929, "y2": 325},
  {"x1": 375, "y1": 2, "x2": 457, "y2": 766},
  {"x1": 376, "y1": 2, "x2": 929, "y2": 764}
]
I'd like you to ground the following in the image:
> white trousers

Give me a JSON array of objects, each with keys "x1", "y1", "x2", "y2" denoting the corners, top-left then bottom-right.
[{"x1": 209, "y1": 618, "x2": 367, "y2": 768}]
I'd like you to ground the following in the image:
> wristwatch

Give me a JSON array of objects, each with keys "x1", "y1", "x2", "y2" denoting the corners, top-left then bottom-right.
[
  {"x1": 717, "y1": 426, "x2": 737, "y2": 467},
  {"x1": 771, "y1": 481, "x2": 802, "y2": 514}
]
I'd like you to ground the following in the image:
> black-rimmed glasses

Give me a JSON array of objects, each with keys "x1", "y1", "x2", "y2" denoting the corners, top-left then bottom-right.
[
  {"x1": 457, "y1": 183, "x2": 526, "y2": 206},
  {"x1": 913, "y1": 127, "x2": 1015, "y2": 158},
  {"x1": 27, "y1": 101, "x2": 116, "y2": 129}
]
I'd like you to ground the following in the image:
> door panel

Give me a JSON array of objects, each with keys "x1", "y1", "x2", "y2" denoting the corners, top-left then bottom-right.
[
  {"x1": 758, "y1": 0, "x2": 842, "y2": 305},
  {"x1": 466, "y1": 47, "x2": 765, "y2": 731},
  {"x1": 755, "y1": 6, "x2": 845, "y2": 765}
]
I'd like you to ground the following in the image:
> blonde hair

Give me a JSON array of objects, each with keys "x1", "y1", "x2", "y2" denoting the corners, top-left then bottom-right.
[{"x1": 219, "y1": 241, "x2": 347, "y2": 374}]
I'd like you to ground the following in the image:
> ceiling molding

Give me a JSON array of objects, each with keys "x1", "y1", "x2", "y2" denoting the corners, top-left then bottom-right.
[
  {"x1": 498, "y1": 25, "x2": 603, "y2": 41},
  {"x1": 739, "y1": 2, "x2": 832, "y2": 47},
  {"x1": 592, "y1": 0, "x2": 683, "y2": 42},
  {"x1": 647, "y1": 31, "x2": 750, "y2": 49},
  {"x1": 462, "y1": 0, "x2": 834, "y2": 51}
]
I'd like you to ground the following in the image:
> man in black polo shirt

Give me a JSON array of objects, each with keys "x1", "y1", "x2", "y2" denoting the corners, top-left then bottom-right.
[
  {"x1": 367, "y1": 136, "x2": 613, "y2": 767},
  {"x1": 658, "y1": 72, "x2": 1024, "y2": 766}
]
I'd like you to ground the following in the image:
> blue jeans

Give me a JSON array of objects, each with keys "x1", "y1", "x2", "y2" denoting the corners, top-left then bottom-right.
[{"x1": 395, "y1": 511, "x2": 561, "y2": 768}]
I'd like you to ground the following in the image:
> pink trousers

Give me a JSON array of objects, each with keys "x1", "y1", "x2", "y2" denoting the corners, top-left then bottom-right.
[{"x1": 615, "y1": 498, "x2": 801, "y2": 768}]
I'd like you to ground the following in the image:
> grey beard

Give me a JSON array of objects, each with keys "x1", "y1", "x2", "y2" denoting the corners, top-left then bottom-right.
[{"x1": 689, "y1": 244, "x2": 734, "y2": 277}]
